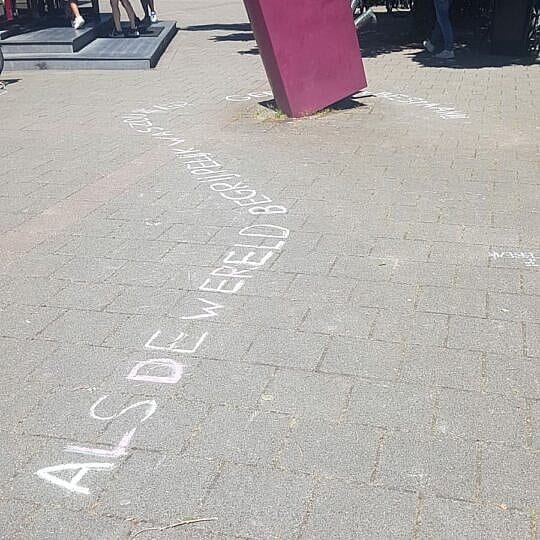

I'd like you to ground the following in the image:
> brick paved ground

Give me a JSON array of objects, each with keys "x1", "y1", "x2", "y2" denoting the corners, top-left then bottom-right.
[{"x1": 0, "y1": 2, "x2": 539, "y2": 539}]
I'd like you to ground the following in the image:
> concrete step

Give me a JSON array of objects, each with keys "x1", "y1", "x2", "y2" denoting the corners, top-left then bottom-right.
[
  {"x1": 3, "y1": 21, "x2": 176, "y2": 70},
  {"x1": 0, "y1": 14, "x2": 112, "y2": 53}
]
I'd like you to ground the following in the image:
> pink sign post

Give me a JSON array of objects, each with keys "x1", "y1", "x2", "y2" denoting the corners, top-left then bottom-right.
[{"x1": 243, "y1": 0, "x2": 367, "y2": 118}]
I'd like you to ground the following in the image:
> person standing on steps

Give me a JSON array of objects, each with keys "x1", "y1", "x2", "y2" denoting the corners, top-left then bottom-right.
[
  {"x1": 139, "y1": 0, "x2": 158, "y2": 25},
  {"x1": 65, "y1": 0, "x2": 85, "y2": 29},
  {"x1": 423, "y1": 0, "x2": 454, "y2": 59},
  {"x1": 109, "y1": 0, "x2": 140, "y2": 37}
]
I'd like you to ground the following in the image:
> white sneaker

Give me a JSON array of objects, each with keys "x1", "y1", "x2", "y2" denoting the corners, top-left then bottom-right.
[
  {"x1": 435, "y1": 49, "x2": 455, "y2": 59},
  {"x1": 150, "y1": 11, "x2": 158, "y2": 23},
  {"x1": 72, "y1": 16, "x2": 85, "y2": 29},
  {"x1": 422, "y1": 39, "x2": 435, "y2": 53}
]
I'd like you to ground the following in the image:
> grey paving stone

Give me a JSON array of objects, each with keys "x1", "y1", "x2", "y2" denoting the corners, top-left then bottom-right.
[
  {"x1": 285, "y1": 274, "x2": 356, "y2": 304},
  {"x1": 434, "y1": 389, "x2": 525, "y2": 444},
  {"x1": 316, "y1": 233, "x2": 372, "y2": 256},
  {"x1": 417, "y1": 286, "x2": 487, "y2": 317},
  {"x1": 525, "y1": 322, "x2": 540, "y2": 357},
  {"x1": 390, "y1": 260, "x2": 456, "y2": 287},
  {"x1": 270, "y1": 250, "x2": 336, "y2": 275},
  {"x1": 279, "y1": 417, "x2": 380, "y2": 481},
  {"x1": 419, "y1": 498, "x2": 531, "y2": 540},
  {"x1": 371, "y1": 311, "x2": 449, "y2": 347},
  {"x1": 331, "y1": 255, "x2": 393, "y2": 282},
  {"x1": 302, "y1": 480, "x2": 417, "y2": 540},
  {"x1": 180, "y1": 358, "x2": 274, "y2": 407},
  {"x1": 161, "y1": 243, "x2": 227, "y2": 267},
  {"x1": 108, "y1": 286, "x2": 184, "y2": 316},
  {"x1": 200, "y1": 464, "x2": 313, "y2": 540},
  {"x1": 0, "y1": 276, "x2": 67, "y2": 306},
  {"x1": 377, "y1": 431, "x2": 476, "y2": 499},
  {"x1": 0, "y1": 304, "x2": 64, "y2": 339},
  {"x1": 186, "y1": 406, "x2": 289, "y2": 465},
  {"x1": 371, "y1": 238, "x2": 430, "y2": 262},
  {"x1": 52, "y1": 257, "x2": 127, "y2": 282},
  {"x1": 244, "y1": 328, "x2": 328, "y2": 370},
  {"x1": 351, "y1": 281, "x2": 417, "y2": 311},
  {"x1": 261, "y1": 369, "x2": 351, "y2": 421},
  {"x1": 485, "y1": 354, "x2": 540, "y2": 399},
  {"x1": 98, "y1": 396, "x2": 210, "y2": 453},
  {"x1": 41, "y1": 309, "x2": 128, "y2": 346},
  {"x1": 106, "y1": 260, "x2": 178, "y2": 288},
  {"x1": 320, "y1": 337, "x2": 403, "y2": 380},
  {"x1": 0, "y1": 336, "x2": 59, "y2": 384},
  {"x1": 97, "y1": 452, "x2": 219, "y2": 522},
  {"x1": 429, "y1": 243, "x2": 488, "y2": 266},
  {"x1": 0, "y1": 499, "x2": 40, "y2": 539},
  {"x1": 521, "y1": 269, "x2": 539, "y2": 295},
  {"x1": 448, "y1": 316, "x2": 523, "y2": 356},
  {"x1": 481, "y1": 443, "x2": 539, "y2": 509},
  {"x1": 347, "y1": 380, "x2": 435, "y2": 432},
  {"x1": 532, "y1": 400, "x2": 540, "y2": 449},
  {"x1": 489, "y1": 292, "x2": 540, "y2": 323},
  {"x1": 401, "y1": 345, "x2": 482, "y2": 391},
  {"x1": 22, "y1": 507, "x2": 131, "y2": 540},
  {"x1": 454, "y1": 265, "x2": 521, "y2": 293},
  {"x1": 55, "y1": 235, "x2": 128, "y2": 258},
  {"x1": 300, "y1": 303, "x2": 378, "y2": 338},
  {"x1": 47, "y1": 282, "x2": 122, "y2": 311}
]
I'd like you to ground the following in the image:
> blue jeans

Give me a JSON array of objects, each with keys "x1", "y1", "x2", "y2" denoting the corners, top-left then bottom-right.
[{"x1": 431, "y1": 0, "x2": 454, "y2": 51}]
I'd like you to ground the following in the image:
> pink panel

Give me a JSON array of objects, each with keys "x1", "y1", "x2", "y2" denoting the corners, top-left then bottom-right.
[{"x1": 243, "y1": 0, "x2": 367, "y2": 117}]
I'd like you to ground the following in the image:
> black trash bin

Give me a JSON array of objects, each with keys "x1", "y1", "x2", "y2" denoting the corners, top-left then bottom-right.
[{"x1": 491, "y1": 0, "x2": 534, "y2": 55}]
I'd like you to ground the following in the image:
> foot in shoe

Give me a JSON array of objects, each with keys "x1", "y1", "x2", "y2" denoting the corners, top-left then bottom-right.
[
  {"x1": 109, "y1": 29, "x2": 124, "y2": 37},
  {"x1": 435, "y1": 49, "x2": 454, "y2": 59},
  {"x1": 422, "y1": 39, "x2": 434, "y2": 53},
  {"x1": 150, "y1": 11, "x2": 158, "y2": 23},
  {"x1": 125, "y1": 27, "x2": 140, "y2": 37},
  {"x1": 72, "y1": 15, "x2": 85, "y2": 29}
]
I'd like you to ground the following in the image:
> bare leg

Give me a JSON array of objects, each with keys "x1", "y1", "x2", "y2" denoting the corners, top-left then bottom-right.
[
  {"x1": 147, "y1": 0, "x2": 154, "y2": 11},
  {"x1": 119, "y1": 0, "x2": 137, "y2": 28},
  {"x1": 110, "y1": 0, "x2": 122, "y2": 31},
  {"x1": 68, "y1": 1, "x2": 80, "y2": 18}
]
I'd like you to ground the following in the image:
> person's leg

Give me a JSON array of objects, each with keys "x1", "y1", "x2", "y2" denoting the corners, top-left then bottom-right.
[
  {"x1": 119, "y1": 0, "x2": 137, "y2": 28},
  {"x1": 139, "y1": 0, "x2": 149, "y2": 18},
  {"x1": 433, "y1": 0, "x2": 453, "y2": 51},
  {"x1": 110, "y1": 0, "x2": 122, "y2": 31},
  {"x1": 68, "y1": 1, "x2": 80, "y2": 18}
]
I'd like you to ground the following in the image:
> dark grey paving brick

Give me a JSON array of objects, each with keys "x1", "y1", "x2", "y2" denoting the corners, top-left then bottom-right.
[
  {"x1": 429, "y1": 243, "x2": 488, "y2": 266},
  {"x1": 261, "y1": 369, "x2": 351, "y2": 421},
  {"x1": 371, "y1": 311, "x2": 448, "y2": 347},
  {"x1": 348, "y1": 380, "x2": 435, "y2": 432},
  {"x1": 55, "y1": 235, "x2": 128, "y2": 258},
  {"x1": 300, "y1": 303, "x2": 378, "y2": 338},
  {"x1": 485, "y1": 354, "x2": 540, "y2": 399},
  {"x1": 0, "y1": 304, "x2": 64, "y2": 339},
  {"x1": 525, "y1": 322, "x2": 539, "y2": 357},
  {"x1": 390, "y1": 260, "x2": 456, "y2": 287},
  {"x1": 302, "y1": 480, "x2": 417, "y2": 540},
  {"x1": 41, "y1": 309, "x2": 128, "y2": 345},
  {"x1": 0, "y1": 499, "x2": 39, "y2": 539},
  {"x1": 331, "y1": 255, "x2": 393, "y2": 282},
  {"x1": 417, "y1": 286, "x2": 487, "y2": 317},
  {"x1": 180, "y1": 358, "x2": 274, "y2": 407},
  {"x1": 186, "y1": 406, "x2": 289, "y2": 465},
  {"x1": 285, "y1": 274, "x2": 356, "y2": 304},
  {"x1": 377, "y1": 431, "x2": 476, "y2": 499},
  {"x1": 448, "y1": 316, "x2": 523, "y2": 356},
  {"x1": 109, "y1": 286, "x2": 183, "y2": 316},
  {"x1": 244, "y1": 328, "x2": 328, "y2": 370},
  {"x1": 320, "y1": 337, "x2": 402, "y2": 380},
  {"x1": 0, "y1": 276, "x2": 67, "y2": 306},
  {"x1": 419, "y1": 498, "x2": 531, "y2": 540},
  {"x1": 401, "y1": 345, "x2": 482, "y2": 391},
  {"x1": 481, "y1": 443, "x2": 539, "y2": 509},
  {"x1": 435, "y1": 389, "x2": 525, "y2": 444},
  {"x1": 280, "y1": 417, "x2": 380, "y2": 481},
  {"x1": 23, "y1": 507, "x2": 131, "y2": 540},
  {"x1": 200, "y1": 464, "x2": 313, "y2": 540},
  {"x1": 47, "y1": 282, "x2": 122, "y2": 311},
  {"x1": 351, "y1": 281, "x2": 417, "y2": 311},
  {"x1": 489, "y1": 292, "x2": 539, "y2": 323},
  {"x1": 52, "y1": 257, "x2": 127, "y2": 282},
  {"x1": 106, "y1": 260, "x2": 178, "y2": 288},
  {"x1": 454, "y1": 265, "x2": 521, "y2": 293},
  {"x1": 97, "y1": 452, "x2": 219, "y2": 522}
]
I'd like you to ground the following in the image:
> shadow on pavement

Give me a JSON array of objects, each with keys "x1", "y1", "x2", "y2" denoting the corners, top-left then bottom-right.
[{"x1": 183, "y1": 22, "x2": 257, "y2": 53}]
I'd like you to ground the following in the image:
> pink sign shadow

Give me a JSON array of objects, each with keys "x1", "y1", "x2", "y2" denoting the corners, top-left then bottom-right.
[{"x1": 243, "y1": 0, "x2": 367, "y2": 118}]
